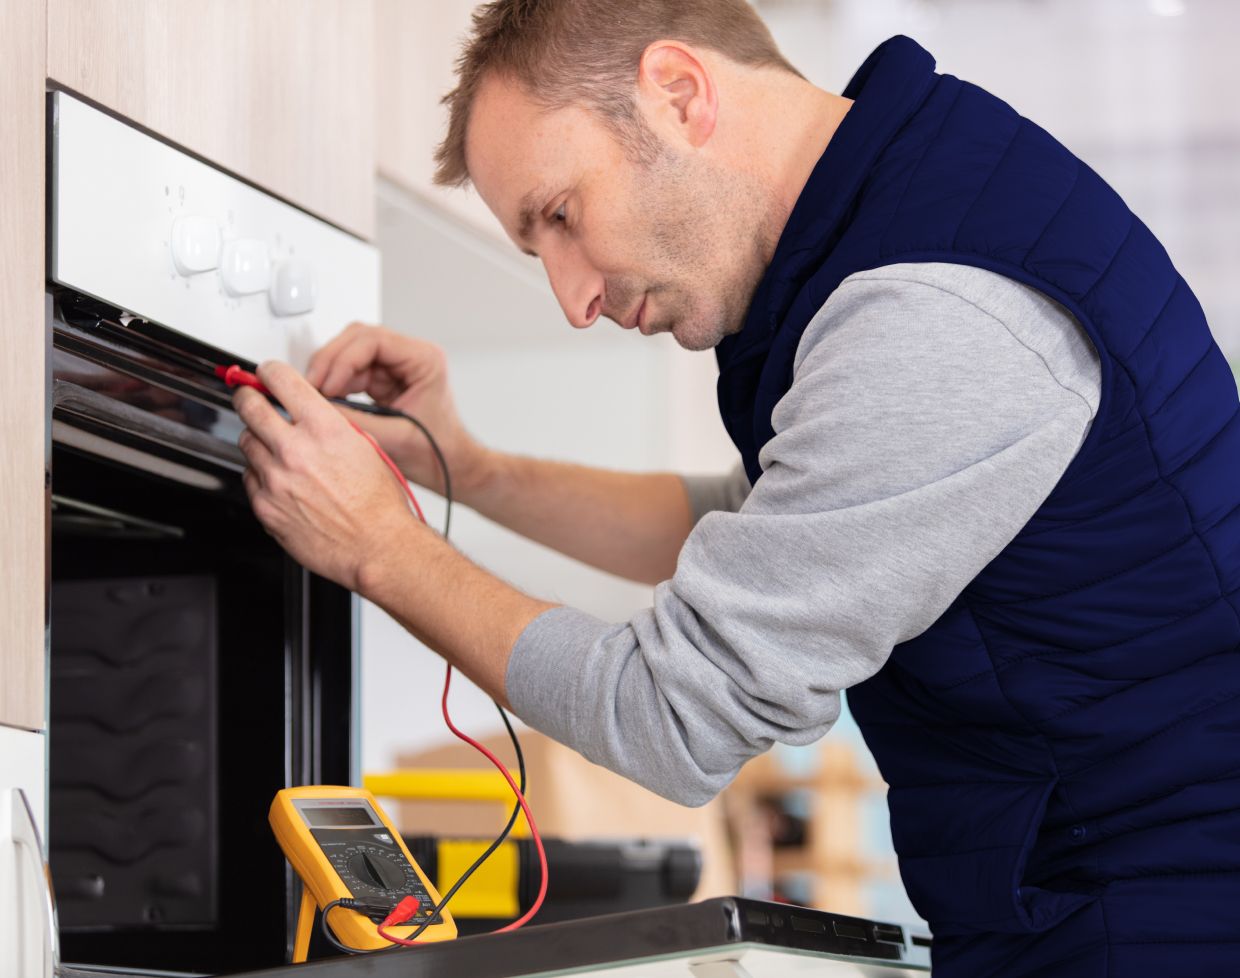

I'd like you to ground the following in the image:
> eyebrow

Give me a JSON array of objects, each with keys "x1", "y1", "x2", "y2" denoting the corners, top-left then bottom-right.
[{"x1": 516, "y1": 186, "x2": 550, "y2": 248}]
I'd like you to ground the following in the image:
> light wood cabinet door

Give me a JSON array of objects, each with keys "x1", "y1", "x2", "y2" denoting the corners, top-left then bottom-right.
[
  {"x1": 374, "y1": 0, "x2": 504, "y2": 239},
  {"x1": 0, "y1": 0, "x2": 47, "y2": 734},
  {"x1": 48, "y1": 0, "x2": 376, "y2": 239}
]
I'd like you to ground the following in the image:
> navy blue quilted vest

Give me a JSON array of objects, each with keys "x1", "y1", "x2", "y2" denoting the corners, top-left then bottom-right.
[{"x1": 716, "y1": 37, "x2": 1240, "y2": 977}]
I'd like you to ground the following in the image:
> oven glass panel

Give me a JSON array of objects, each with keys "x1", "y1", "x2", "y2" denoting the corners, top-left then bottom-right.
[
  {"x1": 51, "y1": 573, "x2": 219, "y2": 929},
  {"x1": 49, "y1": 439, "x2": 353, "y2": 974}
]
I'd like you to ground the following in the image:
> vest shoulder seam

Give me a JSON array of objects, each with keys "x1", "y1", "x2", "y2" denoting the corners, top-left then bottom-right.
[
  {"x1": 947, "y1": 119, "x2": 1027, "y2": 250},
  {"x1": 876, "y1": 82, "x2": 969, "y2": 256},
  {"x1": 1020, "y1": 161, "x2": 1083, "y2": 265},
  {"x1": 1079, "y1": 212, "x2": 1137, "y2": 306}
]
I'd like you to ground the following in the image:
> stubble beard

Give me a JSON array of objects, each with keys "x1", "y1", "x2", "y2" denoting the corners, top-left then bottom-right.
[{"x1": 637, "y1": 151, "x2": 782, "y2": 352}]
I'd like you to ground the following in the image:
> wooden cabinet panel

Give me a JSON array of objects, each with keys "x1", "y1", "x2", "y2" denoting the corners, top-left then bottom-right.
[
  {"x1": 374, "y1": 0, "x2": 506, "y2": 240},
  {"x1": 0, "y1": 0, "x2": 47, "y2": 733},
  {"x1": 48, "y1": 0, "x2": 376, "y2": 239},
  {"x1": 374, "y1": 0, "x2": 465, "y2": 193}
]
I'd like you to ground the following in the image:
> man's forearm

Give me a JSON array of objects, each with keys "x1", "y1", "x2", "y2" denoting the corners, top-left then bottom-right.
[
  {"x1": 458, "y1": 449, "x2": 695, "y2": 585},
  {"x1": 358, "y1": 518, "x2": 556, "y2": 705}
]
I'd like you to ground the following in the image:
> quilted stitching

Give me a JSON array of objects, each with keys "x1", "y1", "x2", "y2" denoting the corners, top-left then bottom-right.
[{"x1": 716, "y1": 37, "x2": 1240, "y2": 968}]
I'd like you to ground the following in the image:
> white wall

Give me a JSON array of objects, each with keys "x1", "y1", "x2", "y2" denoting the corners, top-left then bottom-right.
[{"x1": 755, "y1": 0, "x2": 1240, "y2": 357}]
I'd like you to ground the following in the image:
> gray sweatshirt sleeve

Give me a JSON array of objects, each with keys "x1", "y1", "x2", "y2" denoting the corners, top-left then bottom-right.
[
  {"x1": 680, "y1": 463, "x2": 752, "y2": 524},
  {"x1": 505, "y1": 263, "x2": 1101, "y2": 807}
]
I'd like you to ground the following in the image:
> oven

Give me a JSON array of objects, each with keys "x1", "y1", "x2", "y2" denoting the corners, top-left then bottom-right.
[{"x1": 45, "y1": 90, "x2": 380, "y2": 976}]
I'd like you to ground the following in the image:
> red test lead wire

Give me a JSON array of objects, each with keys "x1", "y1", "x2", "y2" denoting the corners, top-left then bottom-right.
[
  {"x1": 350, "y1": 423, "x2": 427, "y2": 524},
  {"x1": 373, "y1": 664, "x2": 550, "y2": 947},
  {"x1": 436, "y1": 665, "x2": 549, "y2": 935},
  {"x1": 217, "y1": 363, "x2": 548, "y2": 941}
]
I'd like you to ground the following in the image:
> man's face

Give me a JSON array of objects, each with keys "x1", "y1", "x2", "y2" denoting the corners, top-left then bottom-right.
[{"x1": 467, "y1": 75, "x2": 780, "y2": 351}]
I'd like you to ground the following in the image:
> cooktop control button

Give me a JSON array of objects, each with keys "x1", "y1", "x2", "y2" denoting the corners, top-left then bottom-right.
[
  {"x1": 221, "y1": 239, "x2": 271, "y2": 296},
  {"x1": 269, "y1": 259, "x2": 318, "y2": 316},
  {"x1": 170, "y1": 216, "x2": 222, "y2": 276}
]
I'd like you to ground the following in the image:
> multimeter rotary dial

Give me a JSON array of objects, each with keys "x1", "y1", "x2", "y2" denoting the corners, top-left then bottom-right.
[
  {"x1": 347, "y1": 848, "x2": 409, "y2": 892},
  {"x1": 339, "y1": 844, "x2": 422, "y2": 896}
]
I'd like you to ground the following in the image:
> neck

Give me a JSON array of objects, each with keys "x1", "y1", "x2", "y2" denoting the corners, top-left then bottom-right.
[
  {"x1": 719, "y1": 66, "x2": 853, "y2": 271},
  {"x1": 723, "y1": 70, "x2": 851, "y2": 247},
  {"x1": 769, "y1": 79, "x2": 852, "y2": 221}
]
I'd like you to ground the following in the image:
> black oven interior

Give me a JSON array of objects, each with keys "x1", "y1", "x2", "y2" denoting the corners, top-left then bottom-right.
[{"x1": 48, "y1": 297, "x2": 356, "y2": 975}]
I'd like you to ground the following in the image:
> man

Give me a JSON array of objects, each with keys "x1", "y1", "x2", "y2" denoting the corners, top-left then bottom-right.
[{"x1": 232, "y1": 2, "x2": 1240, "y2": 975}]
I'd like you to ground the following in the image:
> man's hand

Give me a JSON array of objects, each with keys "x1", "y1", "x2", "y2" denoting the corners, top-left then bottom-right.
[
  {"x1": 305, "y1": 323, "x2": 491, "y2": 497},
  {"x1": 233, "y1": 359, "x2": 556, "y2": 703},
  {"x1": 234, "y1": 360, "x2": 421, "y2": 592}
]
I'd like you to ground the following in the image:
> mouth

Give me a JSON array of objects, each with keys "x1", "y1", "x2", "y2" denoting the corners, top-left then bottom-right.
[{"x1": 631, "y1": 295, "x2": 649, "y2": 334}]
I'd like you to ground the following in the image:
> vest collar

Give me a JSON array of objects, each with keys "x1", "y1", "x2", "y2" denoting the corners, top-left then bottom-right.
[{"x1": 715, "y1": 36, "x2": 938, "y2": 377}]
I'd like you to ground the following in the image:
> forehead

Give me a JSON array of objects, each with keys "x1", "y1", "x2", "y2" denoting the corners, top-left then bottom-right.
[{"x1": 465, "y1": 74, "x2": 623, "y2": 239}]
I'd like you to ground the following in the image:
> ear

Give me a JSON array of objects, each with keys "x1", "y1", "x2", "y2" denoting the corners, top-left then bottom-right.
[{"x1": 636, "y1": 42, "x2": 718, "y2": 148}]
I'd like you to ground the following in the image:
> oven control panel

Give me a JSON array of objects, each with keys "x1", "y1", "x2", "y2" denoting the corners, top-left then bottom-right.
[{"x1": 49, "y1": 92, "x2": 380, "y2": 371}]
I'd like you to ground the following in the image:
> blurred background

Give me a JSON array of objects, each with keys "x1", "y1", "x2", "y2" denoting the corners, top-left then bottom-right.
[{"x1": 364, "y1": 0, "x2": 1240, "y2": 929}]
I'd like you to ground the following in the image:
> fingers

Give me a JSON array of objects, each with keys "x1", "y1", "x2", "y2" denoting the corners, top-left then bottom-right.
[
  {"x1": 241, "y1": 462, "x2": 264, "y2": 504},
  {"x1": 257, "y1": 361, "x2": 338, "y2": 427},
  {"x1": 306, "y1": 323, "x2": 438, "y2": 404},
  {"x1": 238, "y1": 427, "x2": 276, "y2": 478},
  {"x1": 305, "y1": 321, "x2": 365, "y2": 388},
  {"x1": 233, "y1": 385, "x2": 292, "y2": 451},
  {"x1": 306, "y1": 322, "x2": 384, "y2": 396},
  {"x1": 239, "y1": 428, "x2": 279, "y2": 522}
]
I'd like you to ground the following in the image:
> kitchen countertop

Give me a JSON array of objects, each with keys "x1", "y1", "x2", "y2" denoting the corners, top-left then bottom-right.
[{"x1": 58, "y1": 898, "x2": 931, "y2": 978}]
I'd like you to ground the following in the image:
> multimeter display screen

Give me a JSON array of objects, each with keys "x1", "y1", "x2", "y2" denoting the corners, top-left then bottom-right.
[{"x1": 301, "y1": 806, "x2": 377, "y2": 827}]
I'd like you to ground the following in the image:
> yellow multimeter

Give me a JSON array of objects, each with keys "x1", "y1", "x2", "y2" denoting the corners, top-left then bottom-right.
[{"x1": 270, "y1": 786, "x2": 457, "y2": 961}]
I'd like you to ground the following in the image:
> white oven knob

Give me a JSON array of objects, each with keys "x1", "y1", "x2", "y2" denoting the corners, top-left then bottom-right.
[
  {"x1": 170, "y1": 216, "x2": 221, "y2": 276},
  {"x1": 220, "y1": 239, "x2": 271, "y2": 296},
  {"x1": 269, "y1": 259, "x2": 317, "y2": 316}
]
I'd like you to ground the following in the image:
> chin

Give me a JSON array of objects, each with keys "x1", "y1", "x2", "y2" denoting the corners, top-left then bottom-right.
[
  {"x1": 673, "y1": 332, "x2": 717, "y2": 353},
  {"x1": 671, "y1": 315, "x2": 738, "y2": 352}
]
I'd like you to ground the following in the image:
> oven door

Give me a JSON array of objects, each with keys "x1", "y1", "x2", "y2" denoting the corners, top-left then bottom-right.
[{"x1": 48, "y1": 294, "x2": 357, "y2": 976}]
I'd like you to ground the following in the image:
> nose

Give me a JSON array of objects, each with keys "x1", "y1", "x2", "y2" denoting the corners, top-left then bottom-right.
[{"x1": 543, "y1": 248, "x2": 604, "y2": 329}]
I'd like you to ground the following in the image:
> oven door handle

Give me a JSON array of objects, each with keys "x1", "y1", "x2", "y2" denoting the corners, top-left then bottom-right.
[
  {"x1": 10, "y1": 788, "x2": 61, "y2": 978},
  {"x1": 53, "y1": 379, "x2": 244, "y2": 472}
]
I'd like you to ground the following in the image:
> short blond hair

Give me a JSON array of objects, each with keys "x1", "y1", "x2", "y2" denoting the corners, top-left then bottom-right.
[{"x1": 434, "y1": 0, "x2": 801, "y2": 187}]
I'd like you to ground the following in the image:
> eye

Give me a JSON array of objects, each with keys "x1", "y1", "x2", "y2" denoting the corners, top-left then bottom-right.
[{"x1": 553, "y1": 203, "x2": 567, "y2": 224}]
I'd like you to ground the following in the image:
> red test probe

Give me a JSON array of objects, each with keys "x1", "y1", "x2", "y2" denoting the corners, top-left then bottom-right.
[{"x1": 215, "y1": 363, "x2": 268, "y2": 393}]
